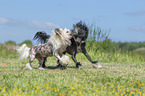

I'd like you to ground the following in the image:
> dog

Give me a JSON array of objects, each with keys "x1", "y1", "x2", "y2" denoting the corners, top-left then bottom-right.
[
  {"x1": 33, "y1": 21, "x2": 102, "y2": 69},
  {"x1": 17, "y1": 28, "x2": 72, "y2": 69}
]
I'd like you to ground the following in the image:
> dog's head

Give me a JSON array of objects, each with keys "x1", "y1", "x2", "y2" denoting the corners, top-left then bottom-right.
[
  {"x1": 53, "y1": 28, "x2": 72, "y2": 44},
  {"x1": 72, "y1": 21, "x2": 88, "y2": 44}
]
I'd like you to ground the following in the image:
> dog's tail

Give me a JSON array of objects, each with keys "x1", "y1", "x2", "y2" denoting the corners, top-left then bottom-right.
[
  {"x1": 16, "y1": 44, "x2": 30, "y2": 59},
  {"x1": 33, "y1": 31, "x2": 50, "y2": 44}
]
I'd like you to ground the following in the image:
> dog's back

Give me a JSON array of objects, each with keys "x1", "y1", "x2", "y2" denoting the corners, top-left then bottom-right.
[{"x1": 30, "y1": 43, "x2": 53, "y2": 58}]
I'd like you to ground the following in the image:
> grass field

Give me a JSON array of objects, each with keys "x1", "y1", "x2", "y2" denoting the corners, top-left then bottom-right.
[{"x1": 0, "y1": 44, "x2": 145, "y2": 96}]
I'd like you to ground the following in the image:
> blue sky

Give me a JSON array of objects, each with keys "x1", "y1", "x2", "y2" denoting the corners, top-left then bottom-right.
[{"x1": 0, "y1": 0, "x2": 145, "y2": 44}]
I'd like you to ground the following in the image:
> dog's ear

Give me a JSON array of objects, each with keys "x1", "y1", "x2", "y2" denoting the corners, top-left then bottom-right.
[
  {"x1": 54, "y1": 28, "x2": 60, "y2": 32},
  {"x1": 54, "y1": 28, "x2": 61, "y2": 35}
]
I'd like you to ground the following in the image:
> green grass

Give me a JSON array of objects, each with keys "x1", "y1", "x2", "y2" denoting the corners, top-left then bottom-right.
[{"x1": 0, "y1": 44, "x2": 145, "y2": 95}]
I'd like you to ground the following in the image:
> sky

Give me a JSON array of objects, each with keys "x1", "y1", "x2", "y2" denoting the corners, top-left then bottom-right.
[{"x1": 0, "y1": 0, "x2": 145, "y2": 44}]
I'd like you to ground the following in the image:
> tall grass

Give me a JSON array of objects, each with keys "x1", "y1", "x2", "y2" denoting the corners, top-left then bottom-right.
[
  {"x1": 87, "y1": 24, "x2": 117, "y2": 52},
  {"x1": 0, "y1": 44, "x2": 17, "y2": 58},
  {"x1": 0, "y1": 40, "x2": 32, "y2": 59},
  {"x1": 88, "y1": 24, "x2": 110, "y2": 42}
]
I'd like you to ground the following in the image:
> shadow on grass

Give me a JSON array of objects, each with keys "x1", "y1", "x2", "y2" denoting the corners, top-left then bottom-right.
[{"x1": 45, "y1": 65, "x2": 76, "y2": 70}]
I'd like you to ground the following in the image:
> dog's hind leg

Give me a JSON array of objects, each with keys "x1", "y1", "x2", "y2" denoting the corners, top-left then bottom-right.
[
  {"x1": 26, "y1": 55, "x2": 35, "y2": 69},
  {"x1": 38, "y1": 58, "x2": 45, "y2": 70},
  {"x1": 26, "y1": 62, "x2": 33, "y2": 69},
  {"x1": 26, "y1": 56, "x2": 35, "y2": 69},
  {"x1": 42, "y1": 57, "x2": 47, "y2": 68},
  {"x1": 26, "y1": 48, "x2": 36, "y2": 69},
  {"x1": 82, "y1": 48, "x2": 102, "y2": 68}
]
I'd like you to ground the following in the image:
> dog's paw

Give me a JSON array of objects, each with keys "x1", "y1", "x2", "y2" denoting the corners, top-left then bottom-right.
[
  {"x1": 42, "y1": 64, "x2": 46, "y2": 68},
  {"x1": 26, "y1": 63, "x2": 33, "y2": 70},
  {"x1": 57, "y1": 64, "x2": 63, "y2": 68},
  {"x1": 92, "y1": 62, "x2": 102, "y2": 69},
  {"x1": 92, "y1": 61, "x2": 98, "y2": 63},
  {"x1": 78, "y1": 65, "x2": 83, "y2": 69},
  {"x1": 38, "y1": 67, "x2": 46, "y2": 70},
  {"x1": 76, "y1": 62, "x2": 83, "y2": 69}
]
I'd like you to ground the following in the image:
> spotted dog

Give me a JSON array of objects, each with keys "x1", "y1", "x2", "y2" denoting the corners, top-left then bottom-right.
[{"x1": 17, "y1": 28, "x2": 72, "y2": 69}]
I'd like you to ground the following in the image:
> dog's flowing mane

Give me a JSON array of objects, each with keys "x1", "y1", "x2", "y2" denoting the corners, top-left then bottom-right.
[{"x1": 48, "y1": 28, "x2": 71, "y2": 52}]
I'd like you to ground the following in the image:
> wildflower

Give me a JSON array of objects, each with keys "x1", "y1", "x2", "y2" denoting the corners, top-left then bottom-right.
[
  {"x1": 130, "y1": 91, "x2": 135, "y2": 95},
  {"x1": 36, "y1": 86, "x2": 40, "y2": 90},
  {"x1": 3, "y1": 64, "x2": 7, "y2": 66},
  {"x1": 117, "y1": 86, "x2": 120, "y2": 90},
  {"x1": 73, "y1": 91, "x2": 77, "y2": 95},
  {"x1": 2, "y1": 87, "x2": 6, "y2": 94},
  {"x1": 110, "y1": 84, "x2": 114, "y2": 87},
  {"x1": 71, "y1": 87, "x2": 75, "y2": 90},
  {"x1": 13, "y1": 89, "x2": 17, "y2": 93}
]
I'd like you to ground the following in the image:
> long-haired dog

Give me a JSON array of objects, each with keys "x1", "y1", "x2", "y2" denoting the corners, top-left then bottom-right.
[
  {"x1": 17, "y1": 28, "x2": 72, "y2": 69},
  {"x1": 33, "y1": 21, "x2": 102, "y2": 69}
]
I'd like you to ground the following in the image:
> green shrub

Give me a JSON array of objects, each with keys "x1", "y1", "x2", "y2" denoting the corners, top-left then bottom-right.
[
  {"x1": 19, "y1": 40, "x2": 32, "y2": 47},
  {"x1": 0, "y1": 44, "x2": 17, "y2": 58},
  {"x1": 134, "y1": 48, "x2": 145, "y2": 56},
  {"x1": 4, "y1": 40, "x2": 16, "y2": 45}
]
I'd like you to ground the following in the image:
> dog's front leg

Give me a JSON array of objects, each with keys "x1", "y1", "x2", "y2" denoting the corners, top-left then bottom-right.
[
  {"x1": 56, "y1": 51, "x2": 67, "y2": 68},
  {"x1": 71, "y1": 52, "x2": 82, "y2": 68},
  {"x1": 53, "y1": 52, "x2": 61, "y2": 61},
  {"x1": 82, "y1": 48, "x2": 102, "y2": 68},
  {"x1": 54, "y1": 52, "x2": 67, "y2": 68},
  {"x1": 82, "y1": 48, "x2": 98, "y2": 63},
  {"x1": 57, "y1": 59, "x2": 63, "y2": 67}
]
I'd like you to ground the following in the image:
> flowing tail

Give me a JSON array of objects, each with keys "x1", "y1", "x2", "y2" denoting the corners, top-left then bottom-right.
[
  {"x1": 33, "y1": 31, "x2": 50, "y2": 44},
  {"x1": 16, "y1": 44, "x2": 30, "y2": 59}
]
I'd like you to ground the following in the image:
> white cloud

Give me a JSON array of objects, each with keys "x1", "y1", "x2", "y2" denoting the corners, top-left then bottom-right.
[
  {"x1": 125, "y1": 10, "x2": 145, "y2": 16},
  {"x1": 0, "y1": 17, "x2": 60, "y2": 30},
  {"x1": 28, "y1": 21, "x2": 60, "y2": 29},
  {"x1": 129, "y1": 26, "x2": 145, "y2": 32},
  {"x1": 0, "y1": 17, "x2": 11, "y2": 24}
]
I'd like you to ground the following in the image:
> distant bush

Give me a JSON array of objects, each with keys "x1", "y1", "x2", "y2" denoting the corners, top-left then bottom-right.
[
  {"x1": 4, "y1": 40, "x2": 16, "y2": 45},
  {"x1": 134, "y1": 48, "x2": 145, "y2": 56},
  {"x1": 0, "y1": 44, "x2": 17, "y2": 58},
  {"x1": 19, "y1": 40, "x2": 32, "y2": 47},
  {"x1": 117, "y1": 42, "x2": 145, "y2": 51}
]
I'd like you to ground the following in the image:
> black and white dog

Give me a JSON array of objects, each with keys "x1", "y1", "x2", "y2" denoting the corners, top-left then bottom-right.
[
  {"x1": 33, "y1": 21, "x2": 102, "y2": 68},
  {"x1": 17, "y1": 28, "x2": 72, "y2": 69}
]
